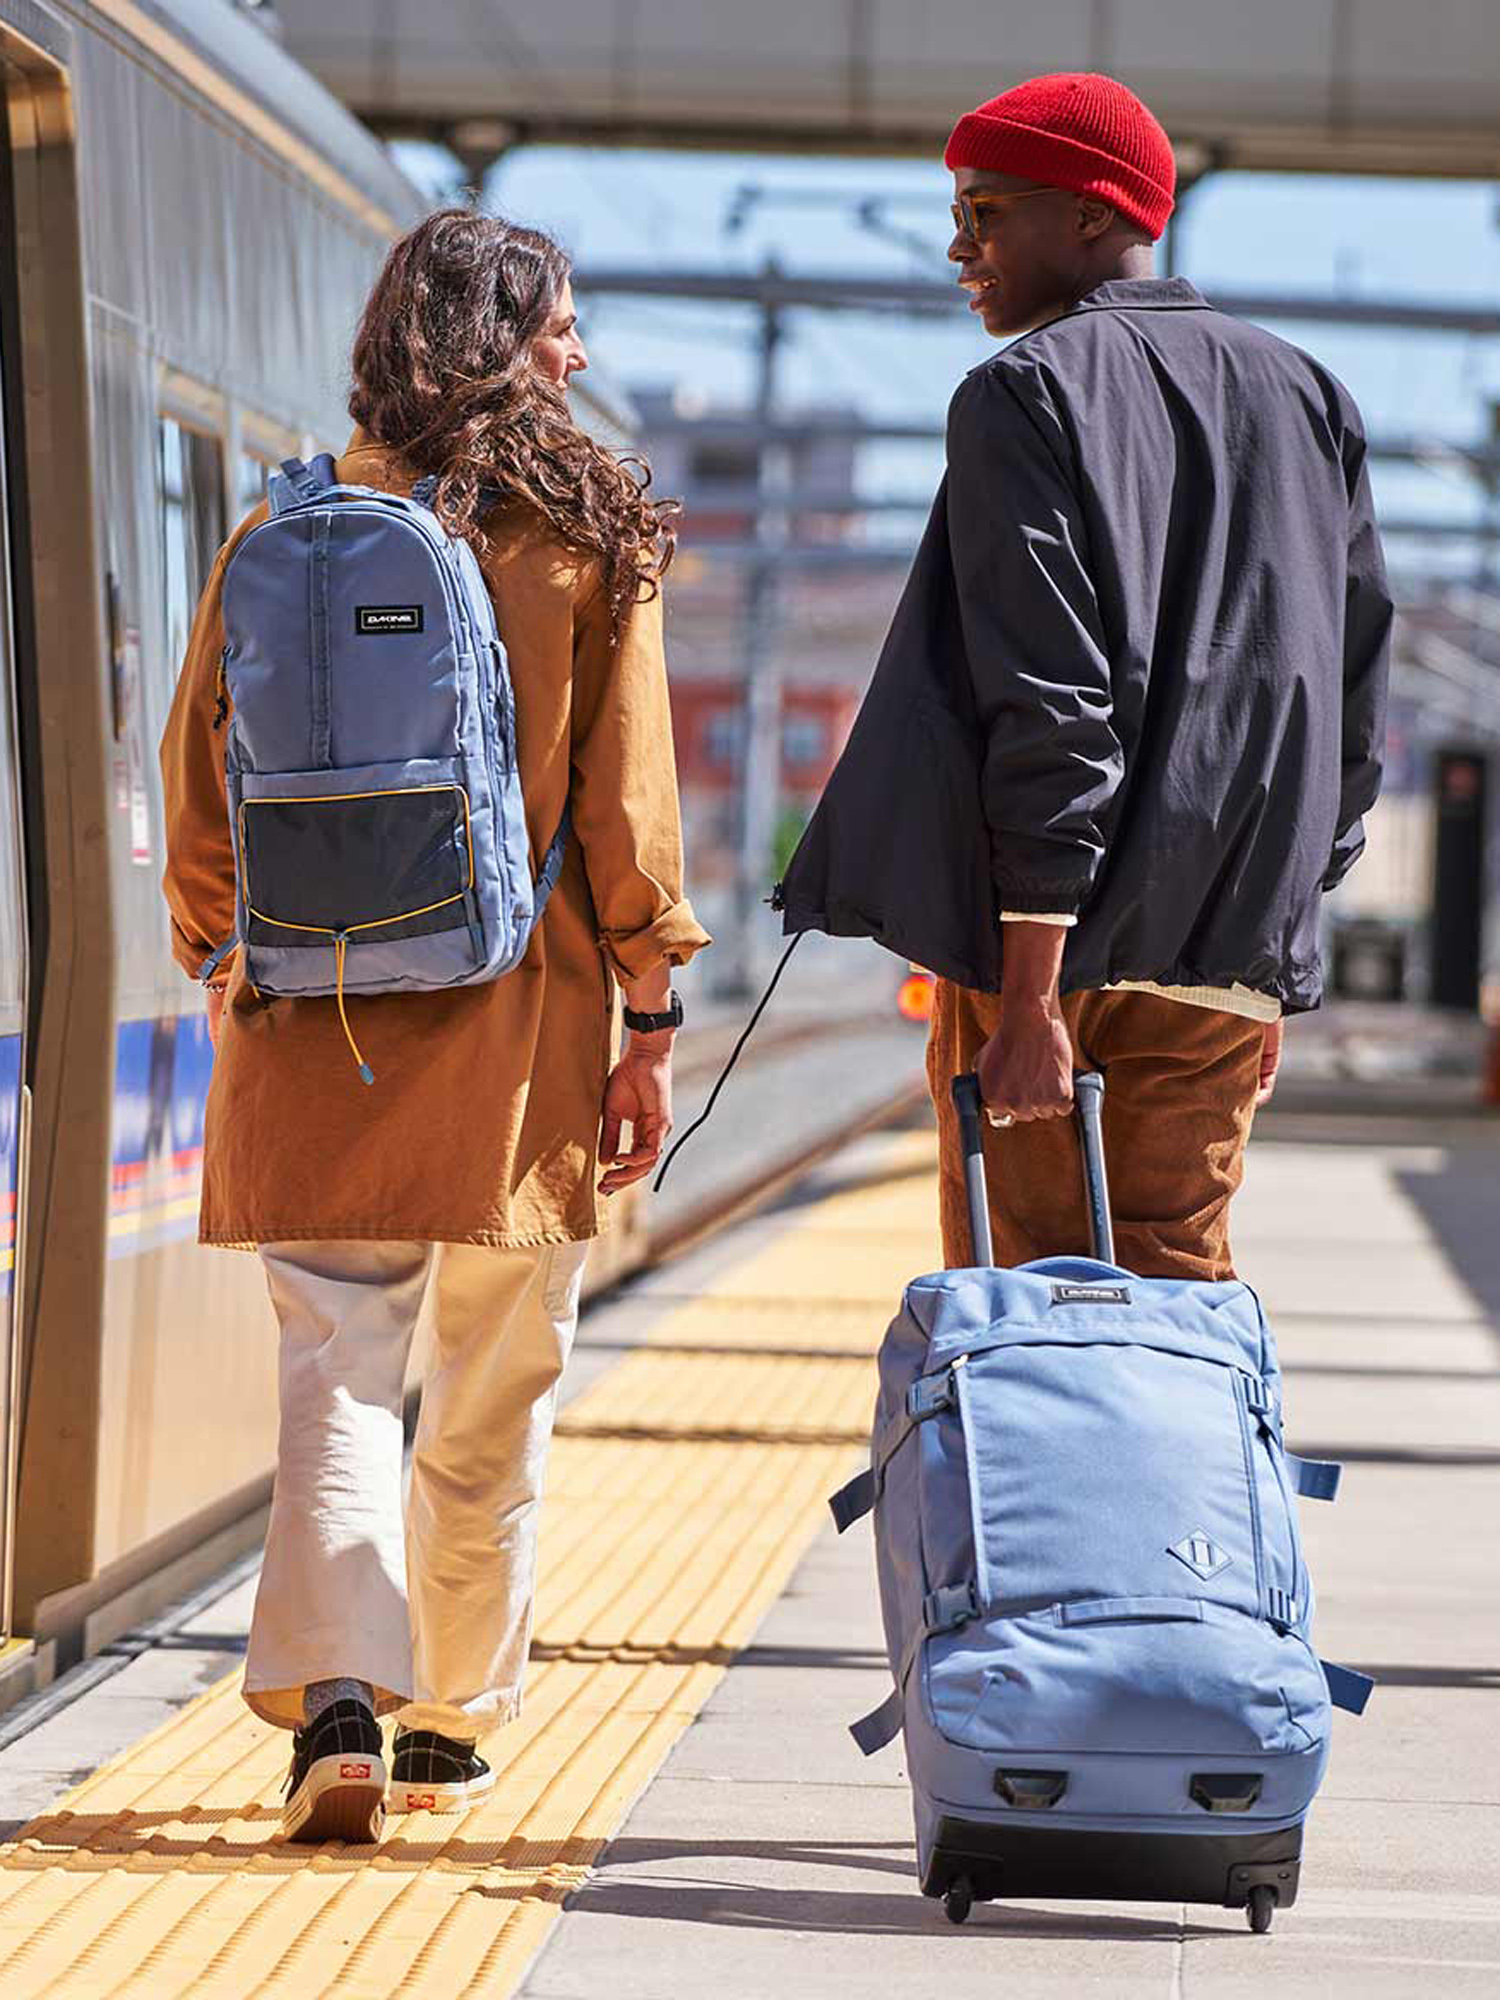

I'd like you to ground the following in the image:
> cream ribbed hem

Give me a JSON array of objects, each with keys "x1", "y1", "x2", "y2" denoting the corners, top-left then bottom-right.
[
  {"x1": 1104, "y1": 978, "x2": 1282, "y2": 1023},
  {"x1": 998, "y1": 913, "x2": 1282, "y2": 1021}
]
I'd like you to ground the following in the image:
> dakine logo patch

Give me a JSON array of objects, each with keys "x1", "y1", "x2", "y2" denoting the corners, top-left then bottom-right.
[
  {"x1": 1050, "y1": 1281, "x2": 1132, "y2": 1306},
  {"x1": 355, "y1": 604, "x2": 424, "y2": 635}
]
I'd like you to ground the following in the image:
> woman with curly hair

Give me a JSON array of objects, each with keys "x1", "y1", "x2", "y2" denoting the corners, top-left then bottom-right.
[{"x1": 161, "y1": 210, "x2": 709, "y2": 1842}]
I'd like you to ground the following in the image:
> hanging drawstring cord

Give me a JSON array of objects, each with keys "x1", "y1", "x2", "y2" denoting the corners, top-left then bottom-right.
[
  {"x1": 334, "y1": 933, "x2": 375, "y2": 1085},
  {"x1": 653, "y1": 932, "x2": 803, "y2": 1192}
]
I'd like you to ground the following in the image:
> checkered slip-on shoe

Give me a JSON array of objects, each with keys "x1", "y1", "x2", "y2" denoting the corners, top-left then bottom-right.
[
  {"x1": 388, "y1": 1726, "x2": 496, "y2": 1814},
  {"x1": 281, "y1": 1696, "x2": 387, "y2": 1844}
]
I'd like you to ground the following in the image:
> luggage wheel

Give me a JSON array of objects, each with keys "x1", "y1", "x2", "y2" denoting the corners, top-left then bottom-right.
[
  {"x1": 943, "y1": 1876, "x2": 974, "y2": 1925},
  {"x1": 1247, "y1": 1885, "x2": 1277, "y2": 1934}
]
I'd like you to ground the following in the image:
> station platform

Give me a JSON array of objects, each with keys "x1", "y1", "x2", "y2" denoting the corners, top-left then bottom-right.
[{"x1": 1, "y1": 1083, "x2": 1497, "y2": 1996}]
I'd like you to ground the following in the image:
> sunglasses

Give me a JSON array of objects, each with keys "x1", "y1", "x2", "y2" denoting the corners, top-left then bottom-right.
[{"x1": 950, "y1": 187, "x2": 1054, "y2": 241}]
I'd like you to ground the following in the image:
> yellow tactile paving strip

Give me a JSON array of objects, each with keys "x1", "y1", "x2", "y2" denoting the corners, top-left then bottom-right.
[{"x1": 0, "y1": 1130, "x2": 939, "y2": 2000}]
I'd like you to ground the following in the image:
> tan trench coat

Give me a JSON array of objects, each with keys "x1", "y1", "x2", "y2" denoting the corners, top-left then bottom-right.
[{"x1": 161, "y1": 427, "x2": 710, "y2": 1249}]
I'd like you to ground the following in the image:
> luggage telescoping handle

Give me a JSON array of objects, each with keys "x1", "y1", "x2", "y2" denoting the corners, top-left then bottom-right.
[
  {"x1": 1072, "y1": 1071, "x2": 1116, "y2": 1266},
  {"x1": 950, "y1": 1071, "x2": 1116, "y2": 1268},
  {"x1": 950, "y1": 1072, "x2": 996, "y2": 1266}
]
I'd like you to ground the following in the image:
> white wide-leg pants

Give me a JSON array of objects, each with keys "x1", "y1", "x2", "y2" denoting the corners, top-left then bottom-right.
[{"x1": 242, "y1": 1236, "x2": 588, "y2": 1736}]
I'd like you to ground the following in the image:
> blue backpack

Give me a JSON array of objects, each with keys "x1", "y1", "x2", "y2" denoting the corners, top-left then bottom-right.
[
  {"x1": 201, "y1": 454, "x2": 568, "y2": 1081},
  {"x1": 829, "y1": 1074, "x2": 1373, "y2": 1933}
]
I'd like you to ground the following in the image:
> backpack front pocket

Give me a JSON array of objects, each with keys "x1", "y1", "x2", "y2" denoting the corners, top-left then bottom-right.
[
  {"x1": 238, "y1": 779, "x2": 474, "y2": 949},
  {"x1": 233, "y1": 760, "x2": 487, "y2": 1028}
]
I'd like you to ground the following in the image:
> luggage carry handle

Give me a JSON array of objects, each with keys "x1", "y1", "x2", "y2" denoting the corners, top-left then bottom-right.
[{"x1": 950, "y1": 1070, "x2": 1116, "y2": 1268}]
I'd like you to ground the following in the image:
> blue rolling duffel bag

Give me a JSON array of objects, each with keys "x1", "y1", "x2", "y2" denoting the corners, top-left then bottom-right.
[{"x1": 829, "y1": 1071, "x2": 1373, "y2": 1934}]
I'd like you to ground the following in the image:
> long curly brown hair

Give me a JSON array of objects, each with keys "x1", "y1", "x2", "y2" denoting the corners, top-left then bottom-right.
[{"x1": 348, "y1": 209, "x2": 676, "y2": 637}]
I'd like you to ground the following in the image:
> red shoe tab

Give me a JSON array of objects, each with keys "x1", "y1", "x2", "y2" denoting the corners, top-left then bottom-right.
[
  {"x1": 405, "y1": 1790, "x2": 437, "y2": 1809},
  {"x1": 339, "y1": 1762, "x2": 373, "y2": 1779}
]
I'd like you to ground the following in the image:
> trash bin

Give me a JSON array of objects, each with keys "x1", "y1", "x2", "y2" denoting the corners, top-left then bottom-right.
[{"x1": 1330, "y1": 918, "x2": 1408, "y2": 1002}]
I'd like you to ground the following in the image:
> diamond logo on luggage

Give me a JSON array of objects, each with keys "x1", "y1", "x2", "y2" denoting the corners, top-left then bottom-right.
[{"x1": 1168, "y1": 1530, "x2": 1233, "y2": 1580}]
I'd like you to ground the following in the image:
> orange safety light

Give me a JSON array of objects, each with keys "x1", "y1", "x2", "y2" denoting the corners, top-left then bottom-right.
[{"x1": 897, "y1": 966, "x2": 936, "y2": 1023}]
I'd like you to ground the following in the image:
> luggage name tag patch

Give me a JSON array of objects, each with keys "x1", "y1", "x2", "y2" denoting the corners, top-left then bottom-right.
[{"x1": 1050, "y1": 1281, "x2": 1132, "y2": 1306}]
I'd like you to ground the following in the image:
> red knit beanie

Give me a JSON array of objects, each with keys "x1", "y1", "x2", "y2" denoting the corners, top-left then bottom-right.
[{"x1": 945, "y1": 73, "x2": 1175, "y2": 241}]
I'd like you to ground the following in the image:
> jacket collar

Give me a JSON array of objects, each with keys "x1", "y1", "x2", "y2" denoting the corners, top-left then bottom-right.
[{"x1": 1072, "y1": 276, "x2": 1210, "y2": 314}]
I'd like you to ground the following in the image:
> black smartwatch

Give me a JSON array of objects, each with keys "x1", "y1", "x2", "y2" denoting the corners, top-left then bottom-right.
[{"x1": 623, "y1": 989, "x2": 684, "y2": 1035}]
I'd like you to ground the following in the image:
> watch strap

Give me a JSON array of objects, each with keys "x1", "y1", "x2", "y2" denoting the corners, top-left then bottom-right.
[{"x1": 623, "y1": 989, "x2": 683, "y2": 1034}]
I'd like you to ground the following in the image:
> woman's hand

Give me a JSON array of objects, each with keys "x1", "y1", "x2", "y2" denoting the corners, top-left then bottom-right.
[{"x1": 599, "y1": 1038, "x2": 674, "y2": 1195}]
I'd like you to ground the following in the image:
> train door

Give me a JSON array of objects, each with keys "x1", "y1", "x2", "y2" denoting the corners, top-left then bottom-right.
[
  {"x1": 0, "y1": 350, "x2": 25, "y2": 1649},
  {"x1": 0, "y1": 10, "x2": 111, "y2": 1650}
]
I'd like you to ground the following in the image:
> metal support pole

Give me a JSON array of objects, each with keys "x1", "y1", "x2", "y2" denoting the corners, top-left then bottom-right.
[{"x1": 725, "y1": 266, "x2": 787, "y2": 996}]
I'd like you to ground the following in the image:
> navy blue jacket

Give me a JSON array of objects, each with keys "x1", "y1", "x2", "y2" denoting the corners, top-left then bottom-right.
[{"x1": 778, "y1": 278, "x2": 1392, "y2": 1011}]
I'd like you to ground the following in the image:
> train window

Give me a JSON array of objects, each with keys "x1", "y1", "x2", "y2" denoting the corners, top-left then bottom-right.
[{"x1": 159, "y1": 416, "x2": 226, "y2": 677}]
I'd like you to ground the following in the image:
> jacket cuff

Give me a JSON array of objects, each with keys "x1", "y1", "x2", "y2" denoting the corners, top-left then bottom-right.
[
  {"x1": 992, "y1": 885, "x2": 1086, "y2": 916},
  {"x1": 600, "y1": 898, "x2": 713, "y2": 985}
]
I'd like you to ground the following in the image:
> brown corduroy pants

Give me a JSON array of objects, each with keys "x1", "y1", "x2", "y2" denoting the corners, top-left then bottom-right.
[{"x1": 926, "y1": 984, "x2": 1267, "y2": 1282}]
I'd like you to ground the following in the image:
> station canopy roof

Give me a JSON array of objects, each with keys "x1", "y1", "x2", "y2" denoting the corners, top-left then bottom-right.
[{"x1": 270, "y1": 0, "x2": 1500, "y2": 180}]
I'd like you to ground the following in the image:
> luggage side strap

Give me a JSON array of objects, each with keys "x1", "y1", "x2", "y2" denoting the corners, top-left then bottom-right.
[
  {"x1": 849, "y1": 1583, "x2": 977, "y2": 1755},
  {"x1": 828, "y1": 1367, "x2": 958, "y2": 1533},
  {"x1": 1287, "y1": 1452, "x2": 1342, "y2": 1501},
  {"x1": 849, "y1": 1622, "x2": 923, "y2": 1756},
  {"x1": 850, "y1": 1684, "x2": 905, "y2": 1757},
  {"x1": 1321, "y1": 1661, "x2": 1375, "y2": 1715},
  {"x1": 1244, "y1": 1380, "x2": 1342, "y2": 1499},
  {"x1": 828, "y1": 1468, "x2": 875, "y2": 1535}
]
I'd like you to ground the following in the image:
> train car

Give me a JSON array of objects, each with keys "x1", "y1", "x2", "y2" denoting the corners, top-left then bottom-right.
[
  {"x1": 0, "y1": 0, "x2": 425, "y2": 1704},
  {"x1": 0, "y1": 0, "x2": 645, "y2": 1712}
]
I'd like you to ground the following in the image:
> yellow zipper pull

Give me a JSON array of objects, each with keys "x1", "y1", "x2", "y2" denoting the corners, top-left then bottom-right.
[{"x1": 334, "y1": 933, "x2": 375, "y2": 1085}]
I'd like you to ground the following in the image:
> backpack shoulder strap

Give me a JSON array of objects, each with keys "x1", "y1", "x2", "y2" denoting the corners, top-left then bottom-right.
[
  {"x1": 268, "y1": 453, "x2": 339, "y2": 516},
  {"x1": 409, "y1": 474, "x2": 506, "y2": 516}
]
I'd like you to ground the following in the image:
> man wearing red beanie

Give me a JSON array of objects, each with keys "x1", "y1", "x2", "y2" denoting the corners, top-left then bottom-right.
[{"x1": 778, "y1": 73, "x2": 1392, "y2": 1279}]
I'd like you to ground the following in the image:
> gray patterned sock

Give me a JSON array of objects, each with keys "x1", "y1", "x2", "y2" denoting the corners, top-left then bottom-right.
[{"x1": 303, "y1": 1676, "x2": 374, "y2": 1724}]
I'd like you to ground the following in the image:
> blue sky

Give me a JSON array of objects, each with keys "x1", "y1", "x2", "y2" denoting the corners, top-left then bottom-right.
[{"x1": 395, "y1": 141, "x2": 1500, "y2": 569}]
